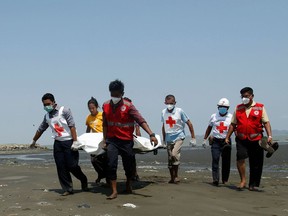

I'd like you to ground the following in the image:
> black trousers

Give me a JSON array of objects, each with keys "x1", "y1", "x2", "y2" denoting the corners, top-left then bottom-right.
[
  {"x1": 236, "y1": 138, "x2": 264, "y2": 187},
  {"x1": 91, "y1": 152, "x2": 108, "y2": 180},
  {"x1": 53, "y1": 139, "x2": 87, "y2": 192},
  {"x1": 106, "y1": 138, "x2": 134, "y2": 180}
]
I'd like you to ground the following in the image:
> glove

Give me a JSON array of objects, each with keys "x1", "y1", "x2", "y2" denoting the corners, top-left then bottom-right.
[
  {"x1": 71, "y1": 141, "x2": 82, "y2": 151},
  {"x1": 189, "y1": 138, "x2": 197, "y2": 147},
  {"x1": 202, "y1": 139, "x2": 207, "y2": 148}
]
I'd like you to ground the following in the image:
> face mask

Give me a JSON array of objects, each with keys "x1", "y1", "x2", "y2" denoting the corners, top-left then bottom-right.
[
  {"x1": 218, "y1": 107, "x2": 228, "y2": 115},
  {"x1": 111, "y1": 97, "x2": 121, "y2": 104},
  {"x1": 44, "y1": 105, "x2": 54, "y2": 113},
  {"x1": 242, "y1": 97, "x2": 250, "y2": 105},
  {"x1": 167, "y1": 104, "x2": 175, "y2": 111}
]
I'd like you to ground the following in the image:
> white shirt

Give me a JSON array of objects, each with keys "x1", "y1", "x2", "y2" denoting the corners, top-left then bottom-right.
[
  {"x1": 161, "y1": 107, "x2": 189, "y2": 142},
  {"x1": 208, "y1": 112, "x2": 232, "y2": 139}
]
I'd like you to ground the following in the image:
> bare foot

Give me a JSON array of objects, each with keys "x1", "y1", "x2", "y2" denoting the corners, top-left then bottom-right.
[
  {"x1": 174, "y1": 177, "x2": 180, "y2": 183},
  {"x1": 106, "y1": 193, "x2": 117, "y2": 200},
  {"x1": 237, "y1": 182, "x2": 246, "y2": 190}
]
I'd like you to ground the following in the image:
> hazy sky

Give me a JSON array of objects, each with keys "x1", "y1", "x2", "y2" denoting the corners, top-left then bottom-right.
[{"x1": 0, "y1": 1, "x2": 287, "y2": 145}]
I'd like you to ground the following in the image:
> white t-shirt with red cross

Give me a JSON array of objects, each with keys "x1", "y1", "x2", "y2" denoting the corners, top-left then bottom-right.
[
  {"x1": 161, "y1": 107, "x2": 189, "y2": 143},
  {"x1": 208, "y1": 112, "x2": 232, "y2": 139}
]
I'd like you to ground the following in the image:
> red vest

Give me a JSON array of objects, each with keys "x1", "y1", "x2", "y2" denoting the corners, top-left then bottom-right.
[
  {"x1": 103, "y1": 99, "x2": 135, "y2": 140},
  {"x1": 236, "y1": 103, "x2": 264, "y2": 141}
]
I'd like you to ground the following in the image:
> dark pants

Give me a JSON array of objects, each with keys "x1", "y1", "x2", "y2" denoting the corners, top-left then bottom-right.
[
  {"x1": 53, "y1": 139, "x2": 87, "y2": 192},
  {"x1": 91, "y1": 152, "x2": 109, "y2": 180},
  {"x1": 211, "y1": 138, "x2": 231, "y2": 183},
  {"x1": 106, "y1": 138, "x2": 134, "y2": 180},
  {"x1": 236, "y1": 138, "x2": 264, "y2": 188}
]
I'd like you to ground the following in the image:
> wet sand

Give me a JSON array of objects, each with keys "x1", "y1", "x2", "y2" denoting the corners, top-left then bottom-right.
[{"x1": 1, "y1": 155, "x2": 288, "y2": 216}]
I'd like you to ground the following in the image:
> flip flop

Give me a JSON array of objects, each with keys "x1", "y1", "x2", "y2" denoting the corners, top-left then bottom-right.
[
  {"x1": 266, "y1": 142, "x2": 279, "y2": 158},
  {"x1": 168, "y1": 180, "x2": 179, "y2": 184},
  {"x1": 248, "y1": 187, "x2": 262, "y2": 192}
]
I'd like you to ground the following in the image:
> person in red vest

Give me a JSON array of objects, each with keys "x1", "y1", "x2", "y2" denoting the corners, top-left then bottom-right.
[
  {"x1": 102, "y1": 79, "x2": 158, "y2": 200},
  {"x1": 225, "y1": 87, "x2": 272, "y2": 191}
]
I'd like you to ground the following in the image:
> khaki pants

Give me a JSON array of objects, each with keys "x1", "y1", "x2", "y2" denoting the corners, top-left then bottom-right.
[{"x1": 167, "y1": 139, "x2": 183, "y2": 167}]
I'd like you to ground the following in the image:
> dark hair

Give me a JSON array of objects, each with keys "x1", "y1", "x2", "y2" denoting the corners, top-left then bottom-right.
[
  {"x1": 109, "y1": 79, "x2": 124, "y2": 93},
  {"x1": 240, "y1": 87, "x2": 253, "y2": 95},
  {"x1": 42, "y1": 93, "x2": 55, "y2": 102},
  {"x1": 88, "y1": 97, "x2": 98, "y2": 107},
  {"x1": 165, "y1": 94, "x2": 175, "y2": 101}
]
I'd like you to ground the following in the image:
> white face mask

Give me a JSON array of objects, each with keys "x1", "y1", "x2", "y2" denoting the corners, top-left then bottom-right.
[
  {"x1": 166, "y1": 104, "x2": 175, "y2": 111},
  {"x1": 111, "y1": 97, "x2": 121, "y2": 104},
  {"x1": 242, "y1": 97, "x2": 250, "y2": 105}
]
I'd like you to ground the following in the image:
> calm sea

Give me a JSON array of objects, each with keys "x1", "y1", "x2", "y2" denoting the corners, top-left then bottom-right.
[{"x1": 1, "y1": 143, "x2": 287, "y2": 174}]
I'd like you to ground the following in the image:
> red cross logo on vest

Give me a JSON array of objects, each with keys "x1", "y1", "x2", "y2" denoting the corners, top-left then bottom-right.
[
  {"x1": 166, "y1": 116, "x2": 176, "y2": 128},
  {"x1": 54, "y1": 123, "x2": 64, "y2": 136},
  {"x1": 216, "y1": 122, "x2": 227, "y2": 134}
]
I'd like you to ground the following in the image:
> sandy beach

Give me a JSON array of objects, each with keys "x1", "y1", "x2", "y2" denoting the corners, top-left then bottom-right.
[{"x1": 1, "y1": 146, "x2": 288, "y2": 216}]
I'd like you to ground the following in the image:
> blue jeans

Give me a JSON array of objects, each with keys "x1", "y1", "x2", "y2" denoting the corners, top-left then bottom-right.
[{"x1": 211, "y1": 138, "x2": 231, "y2": 183}]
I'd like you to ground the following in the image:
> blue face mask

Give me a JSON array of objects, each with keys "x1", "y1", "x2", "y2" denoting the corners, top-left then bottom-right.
[
  {"x1": 44, "y1": 105, "x2": 54, "y2": 113},
  {"x1": 218, "y1": 107, "x2": 228, "y2": 115}
]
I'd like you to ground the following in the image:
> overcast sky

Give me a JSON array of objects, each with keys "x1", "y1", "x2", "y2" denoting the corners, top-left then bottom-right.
[{"x1": 0, "y1": 0, "x2": 287, "y2": 145}]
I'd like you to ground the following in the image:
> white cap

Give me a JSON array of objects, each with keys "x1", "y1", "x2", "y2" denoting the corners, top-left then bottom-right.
[{"x1": 217, "y1": 98, "x2": 230, "y2": 107}]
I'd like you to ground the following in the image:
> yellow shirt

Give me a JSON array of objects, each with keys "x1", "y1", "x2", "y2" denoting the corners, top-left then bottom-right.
[{"x1": 86, "y1": 112, "x2": 103, "y2": 133}]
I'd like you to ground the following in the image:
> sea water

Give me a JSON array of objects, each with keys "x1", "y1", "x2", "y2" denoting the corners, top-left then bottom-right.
[{"x1": 1, "y1": 143, "x2": 287, "y2": 173}]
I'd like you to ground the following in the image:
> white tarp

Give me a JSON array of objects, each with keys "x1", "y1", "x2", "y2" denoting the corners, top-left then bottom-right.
[{"x1": 74, "y1": 133, "x2": 163, "y2": 155}]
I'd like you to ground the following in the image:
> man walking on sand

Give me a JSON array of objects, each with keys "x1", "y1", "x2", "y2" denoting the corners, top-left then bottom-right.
[
  {"x1": 30, "y1": 93, "x2": 88, "y2": 196},
  {"x1": 161, "y1": 94, "x2": 196, "y2": 184},
  {"x1": 225, "y1": 87, "x2": 272, "y2": 191},
  {"x1": 202, "y1": 98, "x2": 232, "y2": 186},
  {"x1": 102, "y1": 79, "x2": 158, "y2": 200}
]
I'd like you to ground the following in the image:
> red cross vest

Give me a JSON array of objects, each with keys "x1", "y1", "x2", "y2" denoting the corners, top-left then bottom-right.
[
  {"x1": 46, "y1": 106, "x2": 72, "y2": 141},
  {"x1": 163, "y1": 107, "x2": 185, "y2": 134},
  {"x1": 103, "y1": 99, "x2": 135, "y2": 140},
  {"x1": 235, "y1": 103, "x2": 264, "y2": 141},
  {"x1": 210, "y1": 113, "x2": 232, "y2": 139}
]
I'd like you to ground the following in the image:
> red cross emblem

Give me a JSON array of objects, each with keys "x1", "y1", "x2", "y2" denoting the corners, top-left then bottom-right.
[
  {"x1": 54, "y1": 123, "x2": 64, "y2": 136},
  {"x1": 216, "y1": 122, "x2": 228, "y2": 134},
  {"x1": 166, "y1": 116, "x2": 176, "y2": 128}
]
